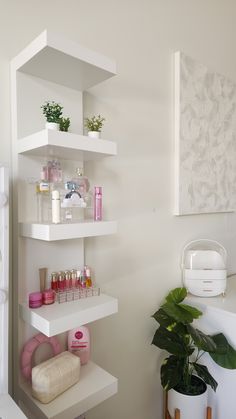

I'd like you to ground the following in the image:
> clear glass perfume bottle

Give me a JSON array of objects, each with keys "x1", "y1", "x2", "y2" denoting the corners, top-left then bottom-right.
[{"x1": 71, "y1": 167, "x2": 90, "y2": 197}]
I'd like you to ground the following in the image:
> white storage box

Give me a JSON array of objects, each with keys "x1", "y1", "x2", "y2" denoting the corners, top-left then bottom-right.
[{"x1": 32, "y1": 351, "x2": 80, "y2": 403}]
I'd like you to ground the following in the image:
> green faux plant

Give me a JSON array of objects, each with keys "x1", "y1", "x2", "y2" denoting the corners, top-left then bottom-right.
[
  {"x1": 59, "y1": 117, "x2": 71, "y2": 132},
  {"x1": 84, "y1": 114, "x2": 105, "y2": 132},
  {"x1": 41, "y1": 101, "x2": 63, "y2": 123},
  {"x1": 152, "y1": 287, "x2": 236, "y2": 395}
]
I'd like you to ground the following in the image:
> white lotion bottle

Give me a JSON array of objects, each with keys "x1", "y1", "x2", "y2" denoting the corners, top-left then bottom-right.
[{"x1": 51, "y1": 190, "x2": 61, "y2": 223}]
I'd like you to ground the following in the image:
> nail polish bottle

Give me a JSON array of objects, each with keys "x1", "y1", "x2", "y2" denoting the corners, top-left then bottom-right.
[{"x1": 94, "y1": 186, "x2": 102, "y2": 221}]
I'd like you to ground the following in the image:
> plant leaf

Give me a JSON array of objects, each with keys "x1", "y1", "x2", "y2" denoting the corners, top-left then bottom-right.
[
  {"x1": 187, "y1": 325, "x2": 217, "y2": 352},
  {"x1": 210, "y1": 333, "x2": 236, "y2": 369},
  {"x1": 152, "y1": 326, "x2": 192, "y2": 356},
  {"x1": 179, "y1": 303, "x2": 202, "y2": 319},
  {"x1": 165, "y1": 287, "x2": 187, "y2": 304},
  {"x1": 193, "y1": 362, "x2": 218, "y2": 391},
  {"x1": 161, "y1": 302, "x2": 200, "y2": 324},
  {"x1": 161, "y1": 355, "x2": 185, "y2": 391},
  {"x1": 152, "y1": 308, "x2": 175, "y2": 327}
]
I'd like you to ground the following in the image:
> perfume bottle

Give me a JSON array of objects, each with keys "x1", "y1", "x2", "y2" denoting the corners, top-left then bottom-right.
[
  {"x1": 51, "y1": 190, "x2": 61, "y2": 224},
  {"x1": 94, "y1": 186, "x2": 102, "y2": 221},
  {"x1": 71, "y1": 168, "x2": 90, "y2": 197},
  {"x1": 84, "y1": 266, "x2": 92, "y2": 288}
]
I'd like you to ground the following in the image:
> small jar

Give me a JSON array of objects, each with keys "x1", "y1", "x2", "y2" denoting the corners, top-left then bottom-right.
[
  {"x1": 42, "y1": 289, "x2": 55, "y2": 305},
  {"x1": 29, "y1": 292, "x2": 42, "y2": 308}
]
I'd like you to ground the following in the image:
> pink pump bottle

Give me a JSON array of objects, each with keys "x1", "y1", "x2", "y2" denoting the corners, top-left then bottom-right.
[{"x1": 68, "y1": 326, "x2": 90, "y2": 365}]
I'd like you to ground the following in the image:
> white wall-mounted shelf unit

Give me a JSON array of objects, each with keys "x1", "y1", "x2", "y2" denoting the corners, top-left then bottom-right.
[
  {"x1": 11, "y1": 29, "x2": 118, "y2": 419},
  {"x1": 17, "y1": 129, "x2": 117, "y2": 160},
  {"x1": 19, "y1": 361, "x2": 118, "y2": 419},
  {"x1": 19, "y1": 294, "x2": 118, "y2": 337},
  {"x1": 12, "y1": 30, "x2": 116, "y2": 91},
  {"x1": 19, "y1": 220, "x2": 117, "y2": 241}
]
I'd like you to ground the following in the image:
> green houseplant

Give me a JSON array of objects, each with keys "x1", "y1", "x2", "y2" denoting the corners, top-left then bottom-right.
[
  {"x1": 41, "y1": 101, "x2": 63, "y2": 130},
  {"x1": 59, "y1": 117, "x2": 71, "y2": 132},
  {"x1": 84, "y1": 114, "x2": 105, "y2": 139},
  {"x1": 152, "y1": 287, "x2": 236, "y2": 418}
]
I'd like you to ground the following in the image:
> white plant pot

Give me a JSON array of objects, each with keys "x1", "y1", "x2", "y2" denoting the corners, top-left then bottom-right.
[
  {"x1": 45, "y1": 122, "x2": 59, "y2": 131},
  {"x1": 168, "y1": 386, "x2": 207, "y2": 419},
  {"x1": 88, "y1": 131, "x2": 100, "y2": 139}
]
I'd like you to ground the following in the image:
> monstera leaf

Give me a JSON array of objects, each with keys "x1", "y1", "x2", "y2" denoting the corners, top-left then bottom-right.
[
  {"x1": 152, "y1": 326, "x2": 193, "y2": 357},
  {"x1": 210, "y1": 333, "x2": 236, "y2": 369},
  {"x1": 161, "y1": 355, "x2": 185, "y2": 391},
  {"x1": 187, "y1": 325, "x2": 217, "y2": 352}
]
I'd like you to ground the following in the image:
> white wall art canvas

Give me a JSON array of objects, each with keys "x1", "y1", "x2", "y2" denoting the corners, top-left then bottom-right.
[{"x1": 174, "y1": 51, "x2": 236, "y2": 215}]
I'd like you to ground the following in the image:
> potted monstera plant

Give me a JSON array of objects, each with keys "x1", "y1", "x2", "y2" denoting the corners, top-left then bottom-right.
[{"x1": 152, "y1": 287, "x2": 236, "y2": 419}]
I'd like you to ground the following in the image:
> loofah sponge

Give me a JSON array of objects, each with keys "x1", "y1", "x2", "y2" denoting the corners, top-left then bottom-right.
[{"x1": 32, "y1": 351, "x2": 80, "y2": 403}]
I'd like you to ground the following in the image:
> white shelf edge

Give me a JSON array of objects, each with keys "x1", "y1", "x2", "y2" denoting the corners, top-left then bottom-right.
[
  {"x1": 17, "y1": 129, "x2": 117, "y2": 159},
  {"x1": 11, "y1": 30, "x2": 116, "y2": 91},
  {"x1": 19, "y1": 361, "x2": 118, "y2": 419},
  {"x1": 0, "y1": 394, "x2": 27, "y2": 418},
  {"x1": 19, "y1": 293, "x2": 118, "y2": 337},
  {"x1": 19, "y1": 220, "x2": 117, "y2": 241}
]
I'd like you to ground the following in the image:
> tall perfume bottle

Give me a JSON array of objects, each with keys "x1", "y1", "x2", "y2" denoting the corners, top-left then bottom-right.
[{"x1": 94, "y1": 186, "x2": 102, "y2": 221}]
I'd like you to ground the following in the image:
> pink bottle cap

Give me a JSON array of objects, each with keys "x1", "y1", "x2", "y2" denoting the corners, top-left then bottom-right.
[{"x1": 94, "y1": 186, "x2": 102, "y2": 194}]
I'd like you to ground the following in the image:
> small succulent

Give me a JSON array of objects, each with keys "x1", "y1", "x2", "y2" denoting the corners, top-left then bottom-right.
[
  {"x1": 59, "y1": 117, "x2": 71, "y2": 132},
  {"x1": 84, "y1": 115, "x2": 105, "y2": 132},
  {"x1": 41, "y1": 101, "x2": 63, "y2": 123}
]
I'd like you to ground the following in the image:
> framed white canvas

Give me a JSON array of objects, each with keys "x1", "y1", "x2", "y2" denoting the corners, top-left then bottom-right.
[{"x1": 174, "y1": 51, "x2": 236, "y2": 215}]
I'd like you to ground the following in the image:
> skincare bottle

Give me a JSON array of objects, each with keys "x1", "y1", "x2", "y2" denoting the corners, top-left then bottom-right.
[
  {"x1": 68, "y1": 326, "x2": 90, "y2": 365},
  {"x1": 51, "y1": 190, "x2": 61, "y2": 223},
  {"x1": 51, "y1": 272, "x2": 58, "y2": 291},
  {"x1": 84, "y1": 266, "x2": 92, "y2": 288},
  {"x1": 58, "y1": 271, "x2": 65, "y2": 291},
  {"x1": 64, "y1": 270, "x2": 72, "y2": 289},
  {"x1": 94, "y1": 186, "x2": 102, "y2": 221}
]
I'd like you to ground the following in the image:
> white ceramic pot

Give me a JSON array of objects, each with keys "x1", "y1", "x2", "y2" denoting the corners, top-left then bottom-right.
[
  {"x1": 45, "y1": 122, "x2": 59, "y2": 130},
  {"x1": 88, "y1": 131, "x2": 100, "y2": 139},
  {"x1": 168, "y1": 385, "x2": 207, "y2": 419}
]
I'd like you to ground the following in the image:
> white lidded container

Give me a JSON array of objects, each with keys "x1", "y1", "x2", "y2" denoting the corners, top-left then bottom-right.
[{"x1": 181, "y1": 239, "x2": 227, "y2": 297}]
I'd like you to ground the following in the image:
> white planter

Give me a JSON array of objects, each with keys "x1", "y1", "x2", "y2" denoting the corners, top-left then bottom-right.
[
  {"x1": 168, "y1": 385, "x2": 207, "y2": 419},
  {"x1": 45, "y1": 122, "x2": 59, "y2": 130},
  {"x1": 88, "y1": 131, "x2": 100, "y2": 139}
]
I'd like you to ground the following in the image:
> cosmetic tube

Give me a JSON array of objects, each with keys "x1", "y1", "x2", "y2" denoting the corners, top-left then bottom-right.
[
  {"x1": 52, "y1": 190, "x2": 61, "y2": 224},
  {"x1": 39, "y1": 267, "x2": 47, "y2": 292}
]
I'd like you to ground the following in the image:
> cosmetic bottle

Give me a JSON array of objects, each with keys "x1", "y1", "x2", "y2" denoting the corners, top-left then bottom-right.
[
  {"x1": 68, "y1": 326, "x2": 90, "y2": 365},
  {"x1": 51, "y1": 272, "x2": 58, "y2": 291},
  {"x1": 64, "y1": 270, "x2": 72, "y2": 289},
  {"x1": 71, "y1": 167, "x2": 90, "y2": 197},
  {"x1": 71, "y1": 270, "x2": 77, "y2": 288},
  {"x1": 51, "y1": 190, "x2": 61, "y2": 224},
  {"x1": 94, "y1": 186, "x2": 102, "y2": 221},
  {"x1": 84, "y1": 266, "x2": 92, "y2": 288},
  {"x1": 58, "y1": 271, "x2": 65, "y2": 291}
]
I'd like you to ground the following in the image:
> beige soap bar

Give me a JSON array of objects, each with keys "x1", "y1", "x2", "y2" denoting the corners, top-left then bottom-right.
[{"x1": 32, "y1": 351, "x2": 80, "y2": 404}]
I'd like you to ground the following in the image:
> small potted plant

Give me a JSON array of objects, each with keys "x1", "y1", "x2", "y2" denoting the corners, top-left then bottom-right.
[
  {"x1": 152, "y1": 287, "x2": 236, "y2": 419},
  {"x1": 84, "y1": 114, "x2": 105, "y2": 139},
  {"x1": 41, "y1": 101, "x2": 63, "y2": 130},
  {"x1": 59, "y1": 117, "x2": 71, "y2": 132}
]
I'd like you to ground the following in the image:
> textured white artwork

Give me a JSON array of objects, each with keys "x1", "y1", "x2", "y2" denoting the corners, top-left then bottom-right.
[{"x1": 174, "y1": 51, "x2": 236, "y2": 215}]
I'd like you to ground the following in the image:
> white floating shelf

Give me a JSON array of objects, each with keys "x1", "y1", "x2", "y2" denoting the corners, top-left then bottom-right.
[
  {"x1": 17, "y1": 129, "x2": 117, "y2": 160},
  {"x1": 19, "y1": 361, "x2": 118, "y2": 419},
  {"x1": 19, "y1": 293, "x2": 118, "y2": 337},
  {"x1": 12, "y1": 30, "x2": 116, "y2": 91},
  {"x1": 19, "y1": 220, "x2": 117, "y2": 241}
]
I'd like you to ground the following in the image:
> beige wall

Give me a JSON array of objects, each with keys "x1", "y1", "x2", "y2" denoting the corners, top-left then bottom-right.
[{"x1": 2, "y1": 1, "x2": 236, "y2": 418}]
